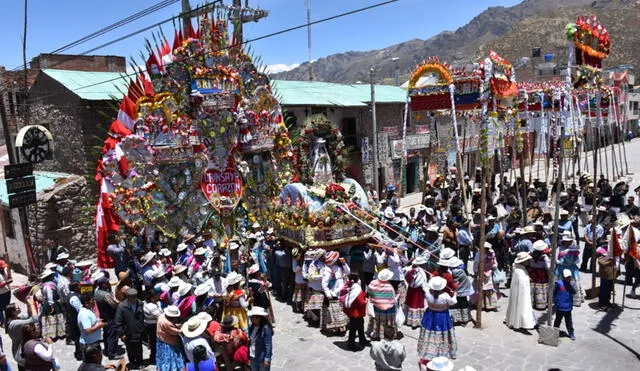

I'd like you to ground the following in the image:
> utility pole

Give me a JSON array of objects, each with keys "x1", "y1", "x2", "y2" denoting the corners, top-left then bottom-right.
[
  {"x1": 181, "y1": 0, "x2": 191, "y2": 32},
  {"x1": 370, "y1": 67, "x2": 379, "y2": 194},
  {"x1": 391, "y1": 57, "x2": 400, "y2": 86},
  {"x1": 233, "y1": 0, "x2": 242, "y2": 43},
  {"x1": 228, "y1": 0, "x2": 268, "y2": 45},
  {"x1": 306, "y1": 0, "x2": 313, "y2": 81}
]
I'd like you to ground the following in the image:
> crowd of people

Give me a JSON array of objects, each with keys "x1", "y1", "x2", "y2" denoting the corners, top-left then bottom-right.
[{"x1": 0, "y1": 168, "x2": 638, "y2": 371}]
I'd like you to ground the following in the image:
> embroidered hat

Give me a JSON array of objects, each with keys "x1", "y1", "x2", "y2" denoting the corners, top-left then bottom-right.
[{"x1": 324, "y1": 251, "x2": 339, "y2": 265}]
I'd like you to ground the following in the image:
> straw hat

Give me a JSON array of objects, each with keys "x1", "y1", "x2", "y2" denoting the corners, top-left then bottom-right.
[
  {"x1": 532, "y1": 240, "x2": 548, "y2": 251},
  {"x1": 45, "y1": 262, "x2": 57, "y2": 270},
  {"x1": 40, "y1": 269, "x2": 55, "y2": 280},
  {"x1": 413, "y1": 256, "x2": 428, "y2": 266},
  {"x1": 248, "y1": 306, "x2": 269, "y2": 317},
  {"x1": 440, "y1": 257, "x2": 462, "y2": 268},
  {"x1": 247, "y1": 264, "x2": 260, "y2": 275},
  {"x1": 159, "y1": 248, "x2": 172, "y2": 257},
  {"x1": 177, "y1": 282, "x2": 193, "y2": 297},
  {"x1": 428, "y1": 276, "x2": 447, "y2": 291},
  {"x1": 176, "y1": 243, "x2": 188, "y2": 253},
  {"x1": 194, "y1": 283, "x2": 210, "y2": 297},
  {"x1": 182, "y1": 316, "x2": 208, "y2": 337},
  {"x1": 561, "y1": 235, "x2": 574, "y2": 242},
  {"x1": 522, "y1": 226, "x2": 536, "y2": 234},
  {"x1": 440, "y1": 248, "x2": 455, "y2": 260},
  {"x1": 75, "y1": 260, "x2": 93, "y2": 268},
  {"x1": 168, "y1": 276, "x2": 183, "y2": 289},
  {"x1": 56, "y1": 252, "x2": 69, "y2": 260},
  {"x1": 196, "y1": 312, "x2": 213, "y2": 323},
  {"x1": 617, "y1": 214, "x2": 631, "y2": 229},
  {"x1": 427, "y1": 357, "x2": 454, "y2": 371},
  {"x1": 514, "y1": 252, "x2": 532, "y2": 264},
  {"x1": 163, "y1": 305, "x2": 180, "y2": 318},
  {"x1": 560, "y1": 209, "x2": 569, "y2": 216},
  {"x1": 141, "y1": 252, "x2": 157, "y2": 267},
  {"x1": 377, "y1": 268, "x2": 393, "y2": 282},
  {"x1": 226, "y1": 271, "x2": 244, "y2": 286},
  {"x1": 384, "y1": 209, "x2": 395, "y2": 220},
  {"x1": 194, "y1": 247, "x2": 207, "y2": 256},
  {"x1": 172, "y1": 265, "x2": 187, "y2": 275}
]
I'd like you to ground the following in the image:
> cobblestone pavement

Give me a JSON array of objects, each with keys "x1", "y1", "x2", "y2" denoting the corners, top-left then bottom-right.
[{"x1": 1, "y1": 270, "x2": 638, "y2": 371}]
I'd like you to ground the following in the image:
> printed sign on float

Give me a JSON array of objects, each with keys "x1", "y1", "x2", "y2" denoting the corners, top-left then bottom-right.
[{"x1": 201, "y1": 168, "x2": 243, "y2": 211}]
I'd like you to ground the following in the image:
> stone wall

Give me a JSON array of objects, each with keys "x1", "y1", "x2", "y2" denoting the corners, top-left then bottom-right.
[{"x1": 27, "y1": 174, "x2": 96, "y2": 268}]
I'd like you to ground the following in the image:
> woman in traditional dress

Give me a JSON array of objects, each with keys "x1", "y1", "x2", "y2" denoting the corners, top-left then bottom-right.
[
  {"x1": 38, "y1": 270, "x2": 65, "y2": 341},
  {"x1": 417, "y1": 276, "x2": 457, "y2": 366},
  {"x1": 366, "y1": 268, "x2": 397, "y2": 341},
  {"x1": 156, "y1": 305, "x2": 185, "y2": 371},
  {"x1": 505, "y1": 252, "x2": 536, "y2": 330},
  {"x1": 555, "y1": 235, "x2": 584, "y2": 307},
  {"x1": 222, "y1": 271, "x2": 249, "y2": 331},
  {"x1": 528, "y1": 240, "x2": 551, "y2": 310},
  {"x1": 291, "y1": 248, "x2": 307, "y2": 314},
  {"x1": 304, "y1": 249, "x2": 325, "y2": 325},
  {"x1": 404, "y1": 256, "x2": 428, "y2": 329},
  {"x1": 176, "y1": 282, "x2": 197, "y2": 319},
  {"x1": 320, "y1": 251, "x2": 350, "y2": 334},
  {"x1": 473, "y1": 242, "x2": 499, "y2": 311},
  {"x1": 247, "y1": 264, "x2": 274, "y2": 324},
  {"x1": 448, "y1": 257, "x2": 474, "y2": 325}
]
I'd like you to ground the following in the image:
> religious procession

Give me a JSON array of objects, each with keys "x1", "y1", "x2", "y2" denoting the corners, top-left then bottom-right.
[{"x1": 0, "y1": 1, "x2": 639, "y2": 371}]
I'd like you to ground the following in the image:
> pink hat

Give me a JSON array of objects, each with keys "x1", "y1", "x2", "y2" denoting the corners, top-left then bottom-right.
[
  {"x1": 596, "y1": 247, "x2": 607, "y2": 255},
  {"x1": 324, "y1": 251, "x2": 339, "y2": 265}
]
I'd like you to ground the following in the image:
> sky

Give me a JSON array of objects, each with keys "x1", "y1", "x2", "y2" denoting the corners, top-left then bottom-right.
[{"x1": 0, "y1": 0, "x2": 523, "y2": 72}]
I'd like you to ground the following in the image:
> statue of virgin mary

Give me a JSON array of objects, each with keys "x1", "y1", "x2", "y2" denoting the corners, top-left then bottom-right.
[{"x1": 310, "y1": 137, "x2": 334, "y2": 184}]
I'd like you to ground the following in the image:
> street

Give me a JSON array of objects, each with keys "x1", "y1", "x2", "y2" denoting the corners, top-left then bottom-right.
[{"x1": 2, "y1": 139, "x2": 640, "y2": 371}]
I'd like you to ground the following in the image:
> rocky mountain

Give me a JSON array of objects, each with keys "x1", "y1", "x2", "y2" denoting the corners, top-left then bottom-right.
[{"x1": 272, "y1": 0, "x2": 637, "y2": 84}]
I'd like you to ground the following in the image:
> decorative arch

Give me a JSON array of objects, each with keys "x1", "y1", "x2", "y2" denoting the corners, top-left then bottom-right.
[{"x1": 409, "y1": 57, "x2": 452, "y2": 88}]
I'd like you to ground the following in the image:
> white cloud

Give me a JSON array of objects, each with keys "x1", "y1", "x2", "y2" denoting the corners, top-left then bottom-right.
[{"x1": 263, "y1": 63, "x2": 300, "y2": 74}]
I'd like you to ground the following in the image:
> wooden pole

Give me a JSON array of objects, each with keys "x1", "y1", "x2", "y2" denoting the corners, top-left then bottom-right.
[
  {"x1": 475, "y1": 166, "x2": 489, "y2": 328},
  {"x1": 590, "y1": 90, "x2": 603, "y2": 294}
]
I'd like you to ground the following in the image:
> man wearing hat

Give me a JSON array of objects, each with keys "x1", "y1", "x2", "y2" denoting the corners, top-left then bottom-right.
[
  {"x1": 94, "y1": 273, "x2": 122, "y2": 360},
  {"x1": 597, "y1": 247, "x2": 617, "y2": 311},
  {"x1": 581, "y1": 219, "x2": 604, "y2": 272},
  {"x1": 181, "y1": 316, "x2": 216, "y2": 363},
  {"x1": 553, "y1": 269, "x2": 577, "y2": 340},
  {"x1": 115, "y1": 288, "x2": 145, "y2": 369},
  {"x1": 206, "y1": 268, "x2": 228, "y2": 322}
]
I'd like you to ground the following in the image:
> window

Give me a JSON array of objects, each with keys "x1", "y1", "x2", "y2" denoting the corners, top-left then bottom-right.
[
  {"x1": 341, "y1": 117, "x2": 358, "y2": 150},
  {"x1": 3, "y1": 209, "x2": 15, "y2": 239}
]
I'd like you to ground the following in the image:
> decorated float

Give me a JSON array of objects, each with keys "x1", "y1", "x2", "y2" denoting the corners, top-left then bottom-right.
[
  {"x1": 95, "y1": 11, "x2": 294, "y2": 266},
  {"x1": 273, "y1": 114, "x2": 375, "y2": 249}
]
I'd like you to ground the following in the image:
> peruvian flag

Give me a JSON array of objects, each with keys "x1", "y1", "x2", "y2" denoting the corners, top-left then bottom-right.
[
  {"x1": 609, "y1": 227, "x2": 625, "y2": 258},
  {"x1": 117, "y1": 96, "x2": 136, "y2": 131},
  {"x1": 96, "y1": 179, "x2": 117, "y2": 268},
  {"x1": 625, "y1": 226, "x2": 639, "y2": 260},
  {"x1": 114, "y1": 144, "x2": 130, "y2": 177}
]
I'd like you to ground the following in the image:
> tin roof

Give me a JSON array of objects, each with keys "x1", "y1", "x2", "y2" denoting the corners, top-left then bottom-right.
[{"x1": 40, "y1": 69, "x2": 128, "y2": 101}]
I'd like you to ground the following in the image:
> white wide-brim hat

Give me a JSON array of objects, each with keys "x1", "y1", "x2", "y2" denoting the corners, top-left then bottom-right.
[
  {"x1": 428, "y1": 276, "x2": 447, "y2": 291},
  {"x1": 248, "y1": 306, "x2": 269, "y2": 317},
  {"x1": 439, "y1": 247, "x2": 455, "y2": 260},
  {"x1": 427, "y1": 356, "x2": 454, "y2": 371},
  {"x1": 226, "y1": 271, "x2": 243, "y2": 285},
  {"x1": 514, "y1": 251, "x2": 532, "y2": 264},
  {"x1": 177, "y1": 282, "x2": 193, "y2": 297},
  {"x1": 377, "y1": 268, "x2": 393, "y2": 282},
  {"x1": 440, "y1": 257, "x2": 462, "y2": 268},
  {"x1": 181, "y1": 316, "x2": 208, "y2": 337},
  {"x1": 163, "y1": 305, "x2": 181, "y2": 318},
  {"x1": 532, "y1": 240, "x2": 548, "y2": 251}
]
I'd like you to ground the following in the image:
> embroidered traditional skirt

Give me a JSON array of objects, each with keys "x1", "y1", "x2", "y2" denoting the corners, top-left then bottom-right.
[
  {"x1": 483, "y1": 290, "x2": 498, "y2": 310},
  {"x1": 292, "y1": 283, "x2": 307, "y2": 303},
  {"x1": 321, "y1": 298, "x2": 348, "y2": 332},
  {"x1": 449, "y1": 296, "x2": 472, "y2": 324},
  {"x1": 417, "y1": 309, "x2": 457, "y2": 360},
  {"x1": 156, "y1": 340, "x2": 185, "y2": 371},
  {"x1": 40, "y1": 301, "x2": 65, "y2": 340},
  {"x1": 405, "y1": 286, "x2": 426, "y2": 328},
  {"x1": 222, "y1": 306, "x2": 248, "y2": 330},
  {"x1": 367, "y1": 306, "x2": 397, "y2": 340},
  {"x1": 531, "y1": 282, "x2": 549, "y2": 310},
  {"x1": 304, "y1": 289, "x2": 324, "y2": 311}
]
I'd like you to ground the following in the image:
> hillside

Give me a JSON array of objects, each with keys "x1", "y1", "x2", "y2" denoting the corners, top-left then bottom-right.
[{"x1": 272, "y1": 0, "x2": 636, "y2": 84}]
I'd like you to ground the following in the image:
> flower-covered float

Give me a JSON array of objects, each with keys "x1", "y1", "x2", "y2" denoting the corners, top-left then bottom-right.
[
  {"x1": 95, "y1": 11, "x2": 294, "y2": 266},
  {"x1": 274, "y1": 114, "x2": 375, "y2": 249}
]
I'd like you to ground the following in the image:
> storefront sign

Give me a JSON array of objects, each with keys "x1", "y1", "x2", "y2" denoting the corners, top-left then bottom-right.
[
  {"x1": 415, "y1": 125, "x2": 430, "y2": 134},
  {"x1": 380, "y1": 126, "x2": 400, "y2": 136},
  {"x1": 377, "y1": 132, "x2": 389, "y2": 162},
  {"x1": 201, "y1": 168, "x2": 243, "y2": 211},
  {"x1": 391, "y1": 134, "x2": 430, "y2": 159}
]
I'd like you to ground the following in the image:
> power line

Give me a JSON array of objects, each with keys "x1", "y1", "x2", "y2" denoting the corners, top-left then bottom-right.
[
  {"x1": 8, "y1": 0, "x2": 180, "y2": 71},
  {"x1": 72, "y1": 0, "x2": 398, "y2": 94}
]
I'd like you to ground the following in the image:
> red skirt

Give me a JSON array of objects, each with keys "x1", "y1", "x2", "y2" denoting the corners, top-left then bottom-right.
[{"x1": 405, "y1": 286, "x2": 425, "y2": 309}]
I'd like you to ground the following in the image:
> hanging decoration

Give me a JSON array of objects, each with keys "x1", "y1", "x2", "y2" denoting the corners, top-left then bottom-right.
[{"x1": 94, "y1": 10, "x2": 294, "y2": 266}]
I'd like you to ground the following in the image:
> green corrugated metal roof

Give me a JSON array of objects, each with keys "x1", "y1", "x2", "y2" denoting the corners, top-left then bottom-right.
[
  {"x1": 0, "y1": 171, "x2": 71, "y2": 206},
  {"x1": 41, "y1": 69, "x2": 128, "y2": 101},
  {"x1": 272, "y1": 80, "x2": 406, "y2": 107},
  {"x1": 39, "y1": 68, "x2": 407, "y2": 105}
]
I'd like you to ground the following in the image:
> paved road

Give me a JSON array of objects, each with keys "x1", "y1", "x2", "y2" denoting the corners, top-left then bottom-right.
[{"x1": 2, "y1": 139, "x2": 640, "y2": 370}]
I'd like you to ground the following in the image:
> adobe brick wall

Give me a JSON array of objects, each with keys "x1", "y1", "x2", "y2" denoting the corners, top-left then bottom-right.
[{"x1": 30, "y1": 54, "x2": 126, "y2": 73}]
